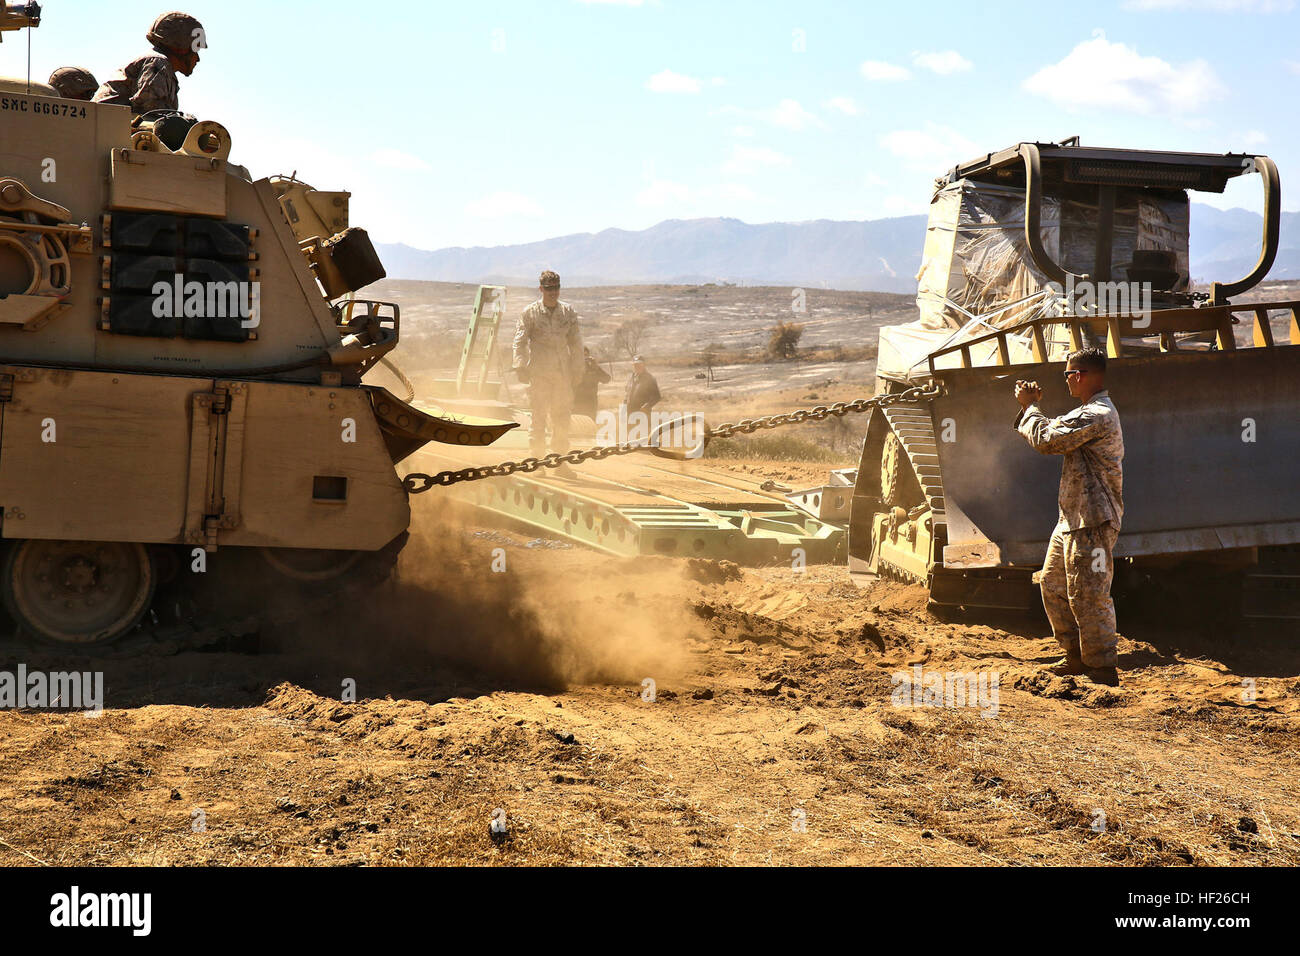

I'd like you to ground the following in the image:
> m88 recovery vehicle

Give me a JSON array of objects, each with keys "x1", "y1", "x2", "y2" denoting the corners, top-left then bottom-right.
[
  {"x1": 852, "y1": 138, "x2": 1299, "y2": 623},
  {"x1": 0, "y1": 9, "x2": 513, "y2": 646}
]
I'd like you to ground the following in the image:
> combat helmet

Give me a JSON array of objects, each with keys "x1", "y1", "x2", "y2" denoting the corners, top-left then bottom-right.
[
  {"x1": 147, "y1": 11, "x2": 206, "y2": 56},
  {"x1": 48, "y1": 66, "x2": 98, "y2": 100}
]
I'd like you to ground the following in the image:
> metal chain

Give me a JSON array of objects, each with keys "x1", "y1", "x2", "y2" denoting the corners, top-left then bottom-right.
[{"x1": 402, "y1": 382, "x2": 943, "y2": 493}]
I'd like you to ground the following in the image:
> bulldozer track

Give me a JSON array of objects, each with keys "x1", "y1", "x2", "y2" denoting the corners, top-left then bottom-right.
[
  {"x1": 876, "y1": 405, "x2": 947, "y2": 588},
  {"x1": 880, "y1": 405, "x2": 947, "y2": 526}
]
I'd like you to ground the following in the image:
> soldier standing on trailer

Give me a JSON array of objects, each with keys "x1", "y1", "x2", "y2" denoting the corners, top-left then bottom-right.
[{"x1": 513, "y1": 270, "x2": 584, "y2": 463}]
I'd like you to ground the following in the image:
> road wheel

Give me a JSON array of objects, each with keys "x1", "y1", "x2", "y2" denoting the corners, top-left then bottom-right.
[
  {"x1": 2, "y1": 540, "x2": 155, "y2": 647},
  {"x1": 880, "y1": 430, "x2": 924, "y2": 509},
  {"x1": 259, "y1": 547, "x2": 365, "y2": 584}
]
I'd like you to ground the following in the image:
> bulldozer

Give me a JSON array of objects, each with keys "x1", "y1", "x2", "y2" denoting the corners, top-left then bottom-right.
[
  {"x1": 0, "y1": 6, "x2": 514, "y2": 647},
  {"x1": 850, "y1": 138, "x2": 1299, "y2": 623}
]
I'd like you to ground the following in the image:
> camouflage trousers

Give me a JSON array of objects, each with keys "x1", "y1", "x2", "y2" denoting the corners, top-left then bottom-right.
[
  {"x1": 1040, "y1": 520, "x2": 1120, "y2": 668},
  {"x1": 527, "y1": 374, "x2": 574, "y2": 456}
]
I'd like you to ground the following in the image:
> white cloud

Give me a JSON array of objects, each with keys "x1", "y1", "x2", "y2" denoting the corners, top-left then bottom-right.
[
  {"x1": 711, "y1": 77, "x2": 727, "y2": 86},
  {"x1": 369, "y1": 148, "x2": 431, "y2": 172},
  {"x1": 880, "y1": 123, "x2": 978, "y2": 169},
  {"x1": 646, "y1": 69, "x2": 701, "y2": 93},
  {"x1": 722, "y1": 145, "x2": 792, "y2": 174},
  {"x1": 465, "y1": 192, "x2": 544, "y2": 218},
  {"x1": 1242, "y1": 129, "x2": 1269, "y2": 146},
  {"x1": 825, "y1": 96, "x2": 859, "y2": 116},
  {"x1": 911, "y1": 50, "x2": 973, "y2": 75},
  {"x1": 1023, "y1": 32, "x2": 1225, "y2": 114},
  {"x1": 732, "y1": 125, "x2": 756, "y2": 137},
  {"x1": 860, "y1": 60, "x2": 910, "y2": 82},
  {"x1": 1287, "y1": 60, "x2": 1300, "y2": 74},
  {"x1": 760, "y1": 98, "x2": 822, "y2": 130},
  {"x1": 863, "y1": 171, "x2": 887, "y2": 187},
  {"x1": 636, "y1": 179, "x2": 690, "y2": 206},
  {"x1": 1123, "y1": 0, "x2": 1292, "y2": 10}
]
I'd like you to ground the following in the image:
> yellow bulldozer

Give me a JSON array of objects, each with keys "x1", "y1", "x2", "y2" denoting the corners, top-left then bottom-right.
[
  {"x1": 0, "y1": 6, "x2": 513, "y2": 647},
  {"x1": 850, "y1": 138, "x2": 1299, "y2": 624}
]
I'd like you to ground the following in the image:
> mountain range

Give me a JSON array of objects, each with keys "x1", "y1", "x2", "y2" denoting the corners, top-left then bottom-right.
[{"x1": 375, "y1": 204, "x2": 1300, "y2": 294}]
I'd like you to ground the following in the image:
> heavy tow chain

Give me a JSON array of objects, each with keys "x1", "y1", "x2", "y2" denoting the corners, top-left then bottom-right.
[{"x1": 402, "y1": 382, "x2": 944, "y2": 493}]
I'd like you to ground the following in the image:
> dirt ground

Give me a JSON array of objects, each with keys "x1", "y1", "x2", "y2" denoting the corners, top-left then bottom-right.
[
  {"x1": 1, "y1": 280, "x2": 1295, "y2": 869},
  {"x1": 1, "y1": 496, "x2": 1296, "y2": 868}
]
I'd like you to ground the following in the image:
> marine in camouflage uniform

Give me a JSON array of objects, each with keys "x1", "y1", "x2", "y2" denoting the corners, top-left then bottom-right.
[
  {"x1": 48, "y1": 67, "x2": 99, "y2": 101},
  {"x1": 93, "y1": 11, "x2": 206, "y2": 115},
  {"x1": 1014, "y1": 347, "x2": 1124, "y2": 680},
  {"x1": 513, "y1": 271, "x2": 584, "y2": 457}
]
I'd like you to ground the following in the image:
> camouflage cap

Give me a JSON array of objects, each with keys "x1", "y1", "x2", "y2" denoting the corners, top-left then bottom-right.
[
  {"x1": 48, "y1": 67, "x2": 98, "y2": 100},
  {"x1": 539, "y1": 270, "x2": 561, "y2": 289},
  {"x1": 147, "y1": 11, "x2": 206, "y2": 55}
]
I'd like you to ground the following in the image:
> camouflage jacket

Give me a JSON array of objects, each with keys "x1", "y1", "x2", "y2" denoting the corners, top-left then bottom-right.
[
  {"x1": 1016, "y1": 390, "x2": 1124, "y2": 531},
  {"x1": 93, "y1": 54, "x2": 178, "y2": 114},
  {"x1": 513, "y1": 300, "x2": 583, "y2": 383}
]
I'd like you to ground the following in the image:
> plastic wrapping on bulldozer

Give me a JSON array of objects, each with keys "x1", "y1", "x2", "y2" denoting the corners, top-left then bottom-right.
[
  {"x1": 915, "y1": 180, "x2": 1062, "y2": 333},
  {"x1": 883, "y1": 178, "x2": 1193, "y2": 383},
  {"x1": 916, "y1": 179, "x2": 1190, "y2": 333}
]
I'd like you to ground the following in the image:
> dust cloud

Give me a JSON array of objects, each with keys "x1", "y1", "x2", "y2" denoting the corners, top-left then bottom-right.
[{"x1": 314, "y1": 503, "x2": 697, "y2": 691}]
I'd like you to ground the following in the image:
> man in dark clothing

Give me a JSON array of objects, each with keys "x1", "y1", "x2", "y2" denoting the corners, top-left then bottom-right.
[
  {"x1": 573, "y1": 347, "x2": 610, "y2": 420},
  {"x1": 623, "y1": 355, "x2": 661, "y2": 415}
]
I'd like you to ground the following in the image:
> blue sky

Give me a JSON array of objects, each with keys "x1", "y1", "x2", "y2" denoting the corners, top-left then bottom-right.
[{"x1": 9, "y1": 0, "x2": 1300, "y2": 249}]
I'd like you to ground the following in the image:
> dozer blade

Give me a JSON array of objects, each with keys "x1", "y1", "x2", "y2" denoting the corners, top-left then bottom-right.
[
  {"x1": 932, "y1": 346, "x2": 1300, "y2": 569},
  {"x1": 367, "y1": 386, "x2": 518, "y2": 464}
]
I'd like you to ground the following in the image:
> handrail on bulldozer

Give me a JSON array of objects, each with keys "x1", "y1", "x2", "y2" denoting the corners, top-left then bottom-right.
[
  {"x1": 1209, "y1": 155, "x2": 1280, "y2": 306},
  {"x1": 1016, "y1": 143, "x2": 1282, "y2": 307},
  {"x1": 926, "y1": 299, "x2": 1300, "y2": 373}
]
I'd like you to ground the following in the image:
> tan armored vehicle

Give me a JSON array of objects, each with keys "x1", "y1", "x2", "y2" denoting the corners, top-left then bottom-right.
[
  {"x1": 0, "y1": 8, "x2": 513, "y2": 646},
  {"x1": 851, "y1": 138, "x2": 1299, "y2": 622}
]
